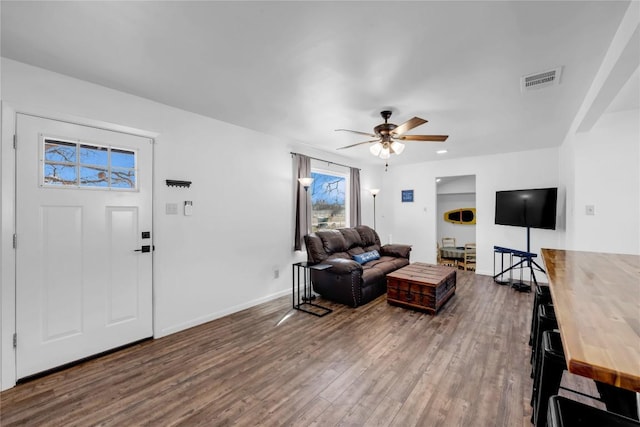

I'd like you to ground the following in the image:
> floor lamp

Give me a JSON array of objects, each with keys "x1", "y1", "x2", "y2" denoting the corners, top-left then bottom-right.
[
  {"x1": 298, "y1": 177, "x2": 314, "y2": 232},
  {"x1": 298, "y1": 177, "x2": 314, "y2": 301},
  {"x1": 370, "y1": 189, "x2": 380, "y2": 229}
]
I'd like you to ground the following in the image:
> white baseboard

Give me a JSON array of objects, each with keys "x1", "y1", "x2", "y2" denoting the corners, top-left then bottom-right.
[{"x1": 155, "y1": 287, "x2": 291, "y2": 338}]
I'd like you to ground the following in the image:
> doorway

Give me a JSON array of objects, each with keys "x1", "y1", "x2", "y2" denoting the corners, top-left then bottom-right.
[
  {"x1": 15, "y1": 113, "x2": 153, "y2": 379},
  {"x1": 436, "y1": 175, "x2": 477, "y2": 262}
]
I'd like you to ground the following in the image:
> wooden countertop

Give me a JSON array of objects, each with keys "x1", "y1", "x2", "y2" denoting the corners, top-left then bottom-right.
[{"x1": 541, "y1": 248, "x2": 640, "y2": 392}]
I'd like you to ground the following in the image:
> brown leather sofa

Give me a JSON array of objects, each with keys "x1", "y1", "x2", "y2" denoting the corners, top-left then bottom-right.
[{"x1": 304, "y1": 225, "x2": 411, "y2": 307}]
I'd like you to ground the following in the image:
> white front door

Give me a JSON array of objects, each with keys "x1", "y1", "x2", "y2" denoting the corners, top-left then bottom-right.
[{"x1": 15, "y1": 114, "x2": 153, "y2": 379}]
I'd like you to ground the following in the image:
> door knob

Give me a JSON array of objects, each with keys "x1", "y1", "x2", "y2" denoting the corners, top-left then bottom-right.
[{"x1": 134, "y1": 245, "x2": 151, "y2": 253}]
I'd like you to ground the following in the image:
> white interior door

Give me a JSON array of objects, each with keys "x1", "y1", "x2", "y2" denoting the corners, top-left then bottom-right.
[{"x1": 15, "y1": 114, "x2": 153, "y2": 379}]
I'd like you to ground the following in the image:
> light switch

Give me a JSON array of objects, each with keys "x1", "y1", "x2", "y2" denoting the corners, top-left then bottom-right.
[
  {"x1": 166, "y1": 203, "x2": 178, "y2": 215},
  {"x1": 184, "y1": 201, "x2": 193, "y2": 216}
]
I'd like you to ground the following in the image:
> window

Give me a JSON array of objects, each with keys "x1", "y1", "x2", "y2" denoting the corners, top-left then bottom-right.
[
  {"x1": 311, "y1": 170, "x2": 348, "y2": 232},
  {"x1": 43, "y1": 137, "x2": 137, "y2": 190}
]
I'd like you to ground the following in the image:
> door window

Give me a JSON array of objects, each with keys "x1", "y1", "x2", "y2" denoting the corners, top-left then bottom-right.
[{"x1": 43, "y1": 137, "x2": 137, "y2": 190}]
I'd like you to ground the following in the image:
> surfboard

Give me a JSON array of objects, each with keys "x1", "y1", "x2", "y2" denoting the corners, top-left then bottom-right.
[{"x1": 444, "y1": 208, "x2": 476, "y2": 225}]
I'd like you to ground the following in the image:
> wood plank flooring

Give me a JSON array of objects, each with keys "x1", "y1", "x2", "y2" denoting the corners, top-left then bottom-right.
[{"x1": 0, "y1": 272, "x2": 599, "y2": 426}]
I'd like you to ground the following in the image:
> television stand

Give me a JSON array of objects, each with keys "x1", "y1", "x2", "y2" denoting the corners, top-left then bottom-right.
[{"x1": 493, "y1": 226, "x2": 547, "y2": 292}]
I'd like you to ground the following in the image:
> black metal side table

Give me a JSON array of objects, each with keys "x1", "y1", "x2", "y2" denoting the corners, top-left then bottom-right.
[{"x1": 292, "y1": 262, "x2": 332, "y2": 317}]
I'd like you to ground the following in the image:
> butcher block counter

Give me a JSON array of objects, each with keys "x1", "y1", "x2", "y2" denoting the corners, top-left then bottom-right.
[{"x1": 541, "y1": 248, "x2": 640, "y2": 392}]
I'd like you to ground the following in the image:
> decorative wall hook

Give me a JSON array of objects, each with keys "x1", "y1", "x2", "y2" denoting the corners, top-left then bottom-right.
[{"x1": 166, "y1": 180, "x2": 192, "y2": 188}]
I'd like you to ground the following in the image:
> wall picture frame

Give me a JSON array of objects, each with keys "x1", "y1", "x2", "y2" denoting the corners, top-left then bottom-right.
[{"x1": 401, "y1": 189, "x2": 414, "y2": 203}]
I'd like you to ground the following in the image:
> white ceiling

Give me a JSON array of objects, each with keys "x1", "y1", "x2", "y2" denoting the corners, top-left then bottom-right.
[{"x1": 0, "y1": 1, "x2": 633, "y2": 166}]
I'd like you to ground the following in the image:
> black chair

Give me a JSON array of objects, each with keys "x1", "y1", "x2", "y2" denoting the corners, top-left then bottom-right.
[
  {"x1": 532, "y1": 330, "x2": 639, "y2": 425},
  {"x1": 529, "y1": 284, "x2": 551, "y2": 347},
  {"x1": 531, "y1": 303, "x2": 557, "y2": 377},
  {"x1": 595, "y1": 382, "x2": 640, "y2": 421},
  {"x1": 532, "y1": 330, "x2": 567, "y2": 427},
  {"x1": 548, "y1": 395, "x2": 640, "y2": 427}
]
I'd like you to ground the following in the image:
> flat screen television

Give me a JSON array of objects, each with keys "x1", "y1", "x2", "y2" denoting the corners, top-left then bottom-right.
[{"x1": 495, "y1": 187, "x2": 557, "y2": 230}]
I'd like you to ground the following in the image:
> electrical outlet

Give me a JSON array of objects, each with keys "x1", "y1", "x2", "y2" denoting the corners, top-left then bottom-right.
[
  {"x1": 273, "y1": 268, "x2": 279, "y2": 279},
  {"x1": 585, "y1": 205, "x2": 595, "y2": 216}
]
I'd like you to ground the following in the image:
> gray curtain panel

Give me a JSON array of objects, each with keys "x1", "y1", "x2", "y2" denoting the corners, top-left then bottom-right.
[
  {"x1": 349, "y1": 167, "x2": 361, "y2": 227},
  {"x1": 293, "y1": 154, "x2": 311, "y2": 251}
]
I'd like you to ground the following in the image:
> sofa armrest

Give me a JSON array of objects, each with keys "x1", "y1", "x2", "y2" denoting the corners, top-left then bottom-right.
[
  {"x1": 381, "y1": 244, "x2": 412, "y2": 259},
  {"x1": 323, "y1": 258, "x2": 363, "y2": 275},
  {"x1": 311, "y1": 259, "x2": 363, "y2": 307}
]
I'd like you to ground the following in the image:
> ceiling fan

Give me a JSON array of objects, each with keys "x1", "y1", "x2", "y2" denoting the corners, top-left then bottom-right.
[{"x1": 336, "y1": 110, "x2": 448, "y2": 160}]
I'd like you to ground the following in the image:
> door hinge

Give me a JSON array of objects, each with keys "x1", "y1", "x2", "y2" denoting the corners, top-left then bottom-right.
[
  {"x1": 13, "y1": 333, "x2": 17, "y2": 349},
  {"x1": 13, "y1": 134, "x2": 17, "y2": 149},
  {"x1": 13, "y1": 234, "x2": 17, "y2": 249}
]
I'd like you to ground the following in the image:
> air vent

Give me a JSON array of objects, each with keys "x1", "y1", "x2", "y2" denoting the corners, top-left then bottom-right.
[{"x1": 521, "y1": 67, "x2": 562, "y2": 92}]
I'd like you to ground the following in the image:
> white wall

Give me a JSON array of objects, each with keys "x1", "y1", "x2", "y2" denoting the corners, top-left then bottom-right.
[
  {"x1": 558, "y1": 2, "x2": 639, "y2": 255},
  {"x1": 0, "y1": 58, "x2": 380, "y2": 389},
  {"x1": 560, "y1": 108, "x2": 640, "y2": 254},
  {"x1": 381, "y1": 148, "x2": 561, "y2": 276},
  {"x1": 437, "y1": 175, "x2": 476, "y2": 194}
]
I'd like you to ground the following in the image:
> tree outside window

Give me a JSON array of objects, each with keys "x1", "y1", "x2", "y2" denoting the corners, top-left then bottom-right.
[
  {"x1": 311, "y1": 171, "x2": 347, "y2": 232},
  {"x1": 43, "y1": 138, "x2": 137, "y2": 190}
]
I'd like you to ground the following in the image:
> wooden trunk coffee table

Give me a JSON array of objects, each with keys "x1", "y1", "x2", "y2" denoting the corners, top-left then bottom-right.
[{"x1": 386, "y1": 262, "x2": 456, "y2": 314}]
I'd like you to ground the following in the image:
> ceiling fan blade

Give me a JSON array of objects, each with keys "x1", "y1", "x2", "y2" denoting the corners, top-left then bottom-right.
[
  {"x1": 396, "y1": 135, "x2": 449, "y2": 142},
  {"x1": 335, "y1": 129, "x2": 377, "y2": 138},
  {"x1": 337, "y1": 139, "x2": 381, "y2": 150},
  {"x1": 391, "y1": 117, "x2": 427, "y2": 136}
]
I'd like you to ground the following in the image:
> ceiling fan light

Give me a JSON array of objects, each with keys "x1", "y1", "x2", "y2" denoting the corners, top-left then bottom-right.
[
  {"x1": 379, "y1": 147, "x2": 391, "y2": 159},
  {"x1": 369, "y1": 142, "x2": 383, "y2": 156},
  {"x1": 390, "y1": 141, "x2": 405, "y2": 155}
]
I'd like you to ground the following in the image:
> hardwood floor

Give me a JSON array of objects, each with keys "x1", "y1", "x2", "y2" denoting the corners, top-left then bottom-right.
[{"x1": 0, "y1": 272, "x2": 599, "y2": 426}]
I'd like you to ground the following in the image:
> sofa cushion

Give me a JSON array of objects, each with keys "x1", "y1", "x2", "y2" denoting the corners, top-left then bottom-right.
[
  {"x1": 347, "y1": 246, "x2": 365, "y2": 257},
  {"x1": 352, "y1": 250, "x2": 380, "y2": 265},
  {"x1": 390, "y1": 257, "x2": 410, "y2": 270},
  {"x1": 356, "y1": 225, "x2": 379, "y2": 246},
  {"x1": 340, "y1": 228, "x2": 363, "y2": 249},
  {"x1": 304, "y1": 234, "x2": 328, "y2": 263},
  {"x1": 364, "y1": 244, "x2": 381, "y2": 253},
  {"x1": 364, "y1": 256, "x2": 407, "y2": 274},
  {"x1": 317, "y1": 230, "x2": 347, "y2": 254}
]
